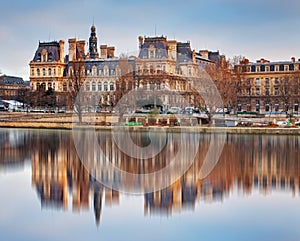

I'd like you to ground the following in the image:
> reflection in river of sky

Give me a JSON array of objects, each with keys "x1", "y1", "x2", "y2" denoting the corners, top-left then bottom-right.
[{"x1": 0, "y1": 128, "x2": 300, "y2": 241}]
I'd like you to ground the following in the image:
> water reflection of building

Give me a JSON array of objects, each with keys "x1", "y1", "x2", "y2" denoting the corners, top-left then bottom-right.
[
  {"x1": 29, "y1": 130, "x2": 119, "y2": 226},
  {"x1": 27, "y1": 130, "x2": 300, "y2": 223},
  {"x1": 0, "y1": 129, "x2": 31, "y2": 170}
]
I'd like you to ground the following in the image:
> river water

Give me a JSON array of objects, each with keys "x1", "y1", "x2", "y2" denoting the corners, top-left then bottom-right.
[{"x1": 0, "y1": 128, "x2": 299, "y2": 241}]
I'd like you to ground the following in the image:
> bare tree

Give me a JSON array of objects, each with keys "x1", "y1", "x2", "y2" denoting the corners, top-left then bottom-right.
[{"x1": 68, "y1": 59, "x2": 86, "y2": 123}]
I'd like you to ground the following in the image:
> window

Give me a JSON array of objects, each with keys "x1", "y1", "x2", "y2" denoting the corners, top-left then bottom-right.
[
  {"x1": 275, "y1": 104, "x2": 279, "y2": 111},
  {"x1": 295, "y1": 103, "x2": 299, "y2": 112},
  {"x1": 48, "y1": 68, "x2": 51, "y2": 76},
  {"x1": 86, "y1": 82, "x2": 90, "y2": 91},
  {"x1": 149, "y1": 50, "x2": 155, "y2": 59},
  {"x1": 48, "y1": 53, "x2": 53, "y2": 62},
  {"x1": 284, "y1": 65, "x2": 289, "y2": 71},
  {"x1": 275, "y1": 87, "x2": 279, "y2": 95},
  {"x1": 37, "y1": 69, "x2": 40, "y2": 76},
  {"x1": 42, "y1": 54, "x2": 46, "y2": 62},
  {"x1": 265, "y1": 78, "x2": 269, "y2": 86},
  {"x1": 275, "y1": 78, "x2": 279, "y2": 84},
  {"x1": 98, "y1": 82, "x2": 102, "y2": 91},
  {"x1": 265, "y1": 66, "x2": 270, "y2": 72},
  {"x1": 265, "y1": 88, "x2": 269, "y2": 95},
  {"x1": 63, "y1": 83, "x2": 67, "y2": 91},
  {"x1": 275, "y1": 66, "x2": 279, "y2": 71},
  {"x1": 110, "y1": 82, "x2": 114, "y2": 91},
  {"x1": 256, "y1": 66, "x2": 260, "y2": 72},
  {"x1": 256, "y1": 88, "x2": 260, "y2": 95},
  {"x1": 265, "y1": 104, "x2": 270, "y2": 112},
  {"x1": 53, "y1": 68, "x2": 56, "y2": 76},
  {"x1": 92, "y1": 82, "x2": 96, "y2": 91},
  {"x1": 255, "y1": 78, "x2": 260, "y2": 85},
  {"x1": 31, "y1": 68, "x2": 34, "y2": 76},
  {"x1": 104, "y1": 82, "x2": 108, "y2": 91},
  {"x1": 237, "y1": 103, "x2": 242, "y2": 111},
  {"x1": 43, "y1": 68, "x2": 46, "y2": 76}
]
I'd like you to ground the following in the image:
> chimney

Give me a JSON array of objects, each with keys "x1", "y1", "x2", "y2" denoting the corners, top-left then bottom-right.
[
  {"x1": 59, "y1": 40, "x2": 65, "y2": 63},
  {"x1": 261, "y1": 58, "x2": 265, "y2": 63},
  {"x1": 291, "y1": 57, "x2": 296, "y2": 62},
  {"x1": 76, "y1": 40, "x2": 86, "y2": 60},
  {"x1": 107, "y1": 46, "x2": 115, "y2": 58},
  {"x1": 100, "y1": 45, "x2": 108, "y2": 59},
  {"x1": 68, "y1": 38, "x2": 76, "y2": 61},
  {"x1": 138, "y1": 36, "x2": 144, "y2": 50}
]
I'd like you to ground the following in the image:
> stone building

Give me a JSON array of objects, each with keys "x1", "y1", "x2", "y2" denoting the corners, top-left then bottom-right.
[
  {"x1": 0, "y1": 74, "x2": 29, "y2": 101},
  {"x1": 235, "y1": 57, "x2": 300, "y2": 114},
  {"x1": 29, "y1": 25, "x2": 222, "y2": 110}
]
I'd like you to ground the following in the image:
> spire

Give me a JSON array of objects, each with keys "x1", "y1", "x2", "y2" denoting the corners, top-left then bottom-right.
[{"x1": 89, "y1": 25, "x2": 99, "y2": 59}]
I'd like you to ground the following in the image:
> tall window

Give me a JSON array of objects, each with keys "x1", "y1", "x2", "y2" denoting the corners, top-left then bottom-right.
[
  {"x1": 43, "y1": 68, "x2": 46, "y2": 76},
  {"x1": 255, "y1": 78, "x2": 260, "y2": 85},
  {"x1": 104, "y1": 82, "x2": 108, "y2": 91},
  {"x1": 265, "y1": 78, "x2": 269, "y2": 86},
  {"x1": 256, "y1": 88, "x2": 260, "y2": 95},
  {"x1": 98, "y1": 82, "x2": 102, "y2": 91},
  {"x1": 110, "y1": 82, "x2": 114, "y2": 91},
  {"x1": 48, "y1": 68, "x2": 51, "y2": 76},
  {"x1": 275, "y1": 87, "x2": 279, "y2": 95},
  {"x1": 31, "y1": 68, "x2": 34, "y2": 76},
  {"x1": 37, "y1": 69, "x2": 40, "y2": 76},
  {"x1": 86, "y1": 82, "x2": 90, "y2": 91},
  {"x1": 92, "y1": 82, "x2": 96, "y2": 91}
]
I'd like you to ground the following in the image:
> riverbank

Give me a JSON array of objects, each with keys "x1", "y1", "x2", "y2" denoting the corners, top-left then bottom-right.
[{"x1": 1, "y1": 112, "x2": 300, "y2": 134}]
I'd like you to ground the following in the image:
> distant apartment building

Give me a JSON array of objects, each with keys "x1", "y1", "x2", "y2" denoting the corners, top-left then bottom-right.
[
  {"x1": 235, "y1": 57, "x2": 300, "y2": 114},
  {"x1": 29, "y1": 25, "x2": 223, "y2": 110},
  {"x1": 0, "y1": 74, "x2": 29, "y2": 101}
]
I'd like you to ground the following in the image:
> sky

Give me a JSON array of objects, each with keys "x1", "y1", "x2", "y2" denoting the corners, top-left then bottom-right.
[{"x1": 1, "y1": 0, "x2": 300, "y2": 80}]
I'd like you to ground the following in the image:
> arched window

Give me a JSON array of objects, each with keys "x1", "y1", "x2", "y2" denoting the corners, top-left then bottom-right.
[
  {"x1": 104, "y1": 82, "x2": 108, "y2": 91},
  {"x1": 92, "y1": 82, "x2": 96, "y2": 91},
  {"x1": 43, "y1": 68, "x2": 46, "y2": 76},
  {"x1": 37, "y1": 69, "x2": 40, "y2": 76},
  {"x1": 110, "y1": 82, "x2": 114, "y2": 91},
  {"x1": 48, "y1": 68, "x2": 51, "y2": 76}
]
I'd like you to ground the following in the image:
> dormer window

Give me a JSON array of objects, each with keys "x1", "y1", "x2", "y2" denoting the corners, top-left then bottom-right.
[
  {"x1": 42, "y1": 54, "x2": 47, "y2": 62},
  {"x1": 48, "y1": 53, "x2": 53, "y2": 62},
  {"x1": 149, "y1": 50, "x2": 155, "y2": 59}
]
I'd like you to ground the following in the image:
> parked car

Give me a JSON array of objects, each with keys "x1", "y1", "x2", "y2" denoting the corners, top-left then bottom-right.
[{"x1": 167, "y1": 107, "x2": 182, "y2": 114}]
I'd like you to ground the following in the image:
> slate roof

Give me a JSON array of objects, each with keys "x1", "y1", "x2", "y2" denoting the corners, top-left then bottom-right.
[
  {"x1": 32, "y1": 41, "x2": 61, "y2": 62},
  {"x1": 0, "y1": 75, "x2": 25, "y2": 85},
  {"x1": 138, "y1": 37, "x2": 168, "y2": 59}
]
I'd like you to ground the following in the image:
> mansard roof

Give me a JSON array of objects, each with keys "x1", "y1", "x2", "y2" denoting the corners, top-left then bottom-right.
[
  {"x1": 138, "y1": 36, "x2": 168, "y2": 59},
  {"x1": 32, "y1": 41, "x2": 61, "y2": 62},
  {"x1": 0, "y1": 75, "x2": 25, "y2": 85}
]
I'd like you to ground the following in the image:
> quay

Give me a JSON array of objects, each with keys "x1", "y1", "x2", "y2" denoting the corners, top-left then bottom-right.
[{"x1": 0, "y1": 112, "x2": 300, "y2": 135}]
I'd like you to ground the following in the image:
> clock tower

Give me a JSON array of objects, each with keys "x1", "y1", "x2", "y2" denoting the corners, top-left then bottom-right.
[{"x1": 89, "y1": 25, "x2": 99, "y2": 59}]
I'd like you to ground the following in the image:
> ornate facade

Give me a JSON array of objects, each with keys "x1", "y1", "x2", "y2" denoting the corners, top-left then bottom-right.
[
  {"x1": 29, "y1": 25, "x2": 220, "y2": 110},
  {"x1": 235, "y1": 58, "x2": 300, "y2": 114}
]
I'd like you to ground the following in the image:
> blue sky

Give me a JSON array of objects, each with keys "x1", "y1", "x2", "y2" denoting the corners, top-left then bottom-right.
[{"x1": 1, "y1": 0, "x2": 300, "y2": 80}]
